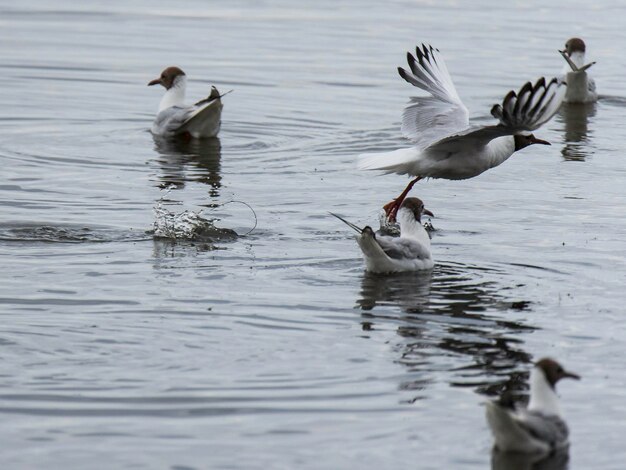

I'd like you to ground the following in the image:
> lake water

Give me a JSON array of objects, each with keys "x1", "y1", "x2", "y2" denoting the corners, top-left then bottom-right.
[{"x1": 1, "y1": 1, "x2": 625, "y2": 468}]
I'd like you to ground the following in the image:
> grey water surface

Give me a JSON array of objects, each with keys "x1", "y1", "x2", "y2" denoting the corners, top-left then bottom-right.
[{"x1": 1, "y1": 1, "x2": 625, "y2": 469}]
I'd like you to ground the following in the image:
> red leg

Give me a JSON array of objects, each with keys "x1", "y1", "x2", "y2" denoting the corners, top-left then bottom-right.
[{"x1": 383, "y1": 176, "x2": 422, "y2": 221}]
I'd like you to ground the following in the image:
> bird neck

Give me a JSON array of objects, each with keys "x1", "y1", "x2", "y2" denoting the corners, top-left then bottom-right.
[
  {"x1": 397, "y1": 208, "x2": 430, "y2": 248},
  {"x1": 527, "y1": 367, "x2": 563, "y2": 417},
  {"x1": 486, "y1": 136, "x2": 516, "y2": 165},
  {"x1": 158, "y1": 76, "x2": 187, "y2": 112}
]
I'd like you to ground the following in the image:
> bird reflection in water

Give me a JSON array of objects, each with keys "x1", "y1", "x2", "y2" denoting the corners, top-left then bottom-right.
[
  {"x1": 491, "y1": 447, "x2": 569, "y2": 470},
  {"x1": 152, "y1": 136, "x2": 223, "y2": 196},
  {"x1": 556, "y1": 102, "x2": 596, "y2": 161},
  {"x1": 357, "y1": 263, "x2": 535, "y2": 399}
]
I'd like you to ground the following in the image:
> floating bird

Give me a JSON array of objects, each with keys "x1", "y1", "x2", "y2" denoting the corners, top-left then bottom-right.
[
  {"x1": 358, "y1": 44, "x2": 566, "y2": 221},
  {"x1": 485, "y1": 358, "x2": 580, "y2": 456},
  {"x1": 331, "y1": 197, "x2": 434, "y2": 273},
  {"x1": 559, "y1": 38, "x2": 597, "y2": 103},
  {"x1": 148, "y1": 66, "x2": 226, "y2": 138}
]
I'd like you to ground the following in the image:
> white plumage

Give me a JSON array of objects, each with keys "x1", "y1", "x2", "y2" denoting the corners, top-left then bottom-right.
[
  {"x1": 486, "y1": 358, "x2": 579, "y2": 457},
  {"x1": 148, "y1": 66, "x2": 224, "y2": 139},
  {"x1": 559, "y1": 38, "x2": 598, "y2": 103},
  {"x1": 332, "y1": 197, "x2": 434, "y2": 274},
  {"x1": 358, "y1": 44, "x2": 566, "y2": 220}
]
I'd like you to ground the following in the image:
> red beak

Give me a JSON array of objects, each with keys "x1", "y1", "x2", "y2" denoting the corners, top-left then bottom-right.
[
  {"x1": 148, "y1": 78, "x2": 162, "y2": 87},
  {"x1": 531, "y1": 136, "x2": 551, "y2": 146},
  {"x1": 423, "y1": 208, "x2": 434, "y2": 218},
  {"x1": 562, "y1": 370, "x2": 581, "y2": 381}
]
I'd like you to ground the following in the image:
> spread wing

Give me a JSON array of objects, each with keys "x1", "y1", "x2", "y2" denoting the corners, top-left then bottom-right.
[
  {"x1": 428, "y1": 76, "x2": 566, "y2": 152},
  {"x1": 398, "y1": 44, "x2": 470, "y2": 150},
  {"x1": 376, "y1": 235, "x2": 430, "y2": 261}
]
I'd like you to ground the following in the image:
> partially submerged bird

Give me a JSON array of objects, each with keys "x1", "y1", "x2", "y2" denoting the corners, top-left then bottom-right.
[
  {"x1": 485, "y1": 358, "x2": 580, "y2": 456},
  {"x1": 559, "y1": 37, "x2": 597, "y2": 103},
  {"x1": 331, "y1": 197, "x2": 434, "y2": 273},
  {"x1": 148, "y1": 66, "x2": 226, "y2": 139},
  {"x1": 358, "y1": 44, "x2": 566, "y2": 221}
]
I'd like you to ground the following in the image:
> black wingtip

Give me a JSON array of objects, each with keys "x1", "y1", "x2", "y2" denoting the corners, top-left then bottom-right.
[
  {"x1": 534, "y1": 76, "x2": 546, "y2": 90},
  {"x1": 415, "y1": 45, "x2": 424, "y2": 64},
  {"x1": 490, "y1": 104, "x2": 503, "y2": 120},
  {"x1": 208, "y1": 86, "x2": 221, "y2": 100}
]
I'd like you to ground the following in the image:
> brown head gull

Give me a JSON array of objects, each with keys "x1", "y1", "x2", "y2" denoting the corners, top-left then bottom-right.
[
  {"x1": 486, "y1": 358, "x2": 580, "y2": 457},
  {"x1": 331, "y1": 197, "x2": 434, "y2": 274},
  {"x1": 358, "y1": 44, "x2": 566, "y2": 221},
  {"x1": 559, "y1": 37, "x2": 597, "y2": 103},
  {"x1": 148, "y1": 66, "x2": 226, "y2": 139}
]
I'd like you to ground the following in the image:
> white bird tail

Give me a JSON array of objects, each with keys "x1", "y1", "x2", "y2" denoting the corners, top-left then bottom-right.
[{"x1": 357, "y1": 148, "x2": 418, "y2": 175}]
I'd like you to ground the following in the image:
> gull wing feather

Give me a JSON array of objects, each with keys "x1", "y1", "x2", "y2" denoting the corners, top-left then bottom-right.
[
  {"x1": 428, "y1": 76, "x2": 566, "y2": 152},
  {"x1": 398, "y1": 44, "x2": 470, "y2": 150},
  {"x1": 179, "y1": 98, "x2": 222, "y2": 135},
  {"x1": 153, "y1": 87, "x2": 223, "y2": 137},
  {"x1": 375, "y1": 235, "x2": 430, "y2": 261},
  {"x1": 514, "y1": 410, "x2": 570, "y2": 448}
]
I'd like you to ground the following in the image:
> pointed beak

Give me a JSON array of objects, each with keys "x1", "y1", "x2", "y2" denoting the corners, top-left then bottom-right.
[
  {"x1": 559, "y1": 49, "x2": 568, "y2": 56},
  {"x1": 562, "y1": 370, "x2": 581, "y2": 381},
  {"x1": 531, "y1": 136, "x2": 551, "y2": 146},
  {"x1": 148, "y1": 78, "x2": 162, "y2": 87},
  {"x1": 422, "y1": 208, "x2": 434, "y2": 218}
]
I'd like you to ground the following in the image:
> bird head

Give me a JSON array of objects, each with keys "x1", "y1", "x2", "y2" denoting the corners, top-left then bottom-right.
[
  {"x1": 148, "y1": 66, "x2": 186, "y2": 90},
  {"x1": 514, "y1": 133, "x2": 551, "y2": 151}
]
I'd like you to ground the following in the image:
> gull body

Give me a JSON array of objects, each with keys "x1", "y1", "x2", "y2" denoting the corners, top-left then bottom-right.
[
  {"x1": 485, "y1": 358, "x2": 580, "y2": 456},
  {"x1": 358, "y1": 44, "x2": 566, "y2": 219},
  {"x1": 148, "y1": 66, "x2": 223, "y2": 139},
  {"x1": 332, "y1": 198, "x2": 434, "y2": 274},
  {"x1": 559, "y1": 38, "x2": 597, "y2": 103}
]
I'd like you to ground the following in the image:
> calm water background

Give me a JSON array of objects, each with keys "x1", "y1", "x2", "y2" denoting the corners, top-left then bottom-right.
[{"x1": 1, "y1": 1, "x2": 625, "y2": 468}]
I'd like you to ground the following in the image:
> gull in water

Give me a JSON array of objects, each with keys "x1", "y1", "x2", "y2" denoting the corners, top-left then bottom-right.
[
  {"x1": 486, "y1": 358, "x2": 580, "y2": 457},
  {"x1": 358, "y1": 44, "x2": 566, "y2": 221},
  {"x1": 148, "y1": 66, "x2": 227, "y2": 139},
  {"x1": 331, "y1": 197, "x2": 434, "y2": 273},
  {"x1": 559, "y1": 37, "x2": 597, "y2": 103}
]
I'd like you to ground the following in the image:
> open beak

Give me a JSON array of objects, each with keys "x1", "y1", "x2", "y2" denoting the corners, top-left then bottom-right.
[
  {"x1": 562, "y1": 370, "x2": 581, "y2": 381},
  {"x1": 531, "y1": 136, "x2": 551, "y2": 146},
  {"x1": 423, "y1": 208, "x2": 434, "y2": 218},
  {"x1": 148, "y1": 78, "x2": 162, "y2": 87}
]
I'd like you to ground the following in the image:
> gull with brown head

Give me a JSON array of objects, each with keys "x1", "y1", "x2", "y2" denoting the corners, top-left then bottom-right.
[
  {"x1": 148, "y1": 66, "x2": 227, "y2": 139},
  {"x1": 331, "y1": 197, "x2": 434, "y2": 274},
  {"x1": 559, "y1": 37, "x2": 598, "y2": 103},
  {"x1": 485, "y1": 358, "x2": 580, "y2": 457},
  {"x1": 358, "y1": 44, "x2": 566, "y2": 221}
]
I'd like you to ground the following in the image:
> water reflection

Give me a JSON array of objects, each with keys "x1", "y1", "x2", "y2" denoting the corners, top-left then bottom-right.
[
  {"x1": 556, "y1": 102, "x2": 596, "y2": 161},
  {"x1": 357, "y1": 263, "x2": 534, "y2": 398},
  {"x1": 152, "y1": 136, "x2": 222, "y2": 195},
  {"x1": 491, "y1": 448, "x2": 569, "y2": 470}
]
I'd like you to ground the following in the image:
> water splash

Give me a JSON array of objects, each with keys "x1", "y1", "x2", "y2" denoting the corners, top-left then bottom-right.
[{"x1": 152, "y1": 199, "x2": 238, "y2": 243}]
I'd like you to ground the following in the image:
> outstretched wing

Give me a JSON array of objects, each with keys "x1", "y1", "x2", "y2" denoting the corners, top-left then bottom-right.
[
  {"x1": 428, "y1": 77, "x2": 566, "y2": 152},
  {"x1": 490, "y1": 77, "x2": 565, "y2": 131},
  {"x1": 398, "y1": 44, "x2": 470, "y2": 150}
]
